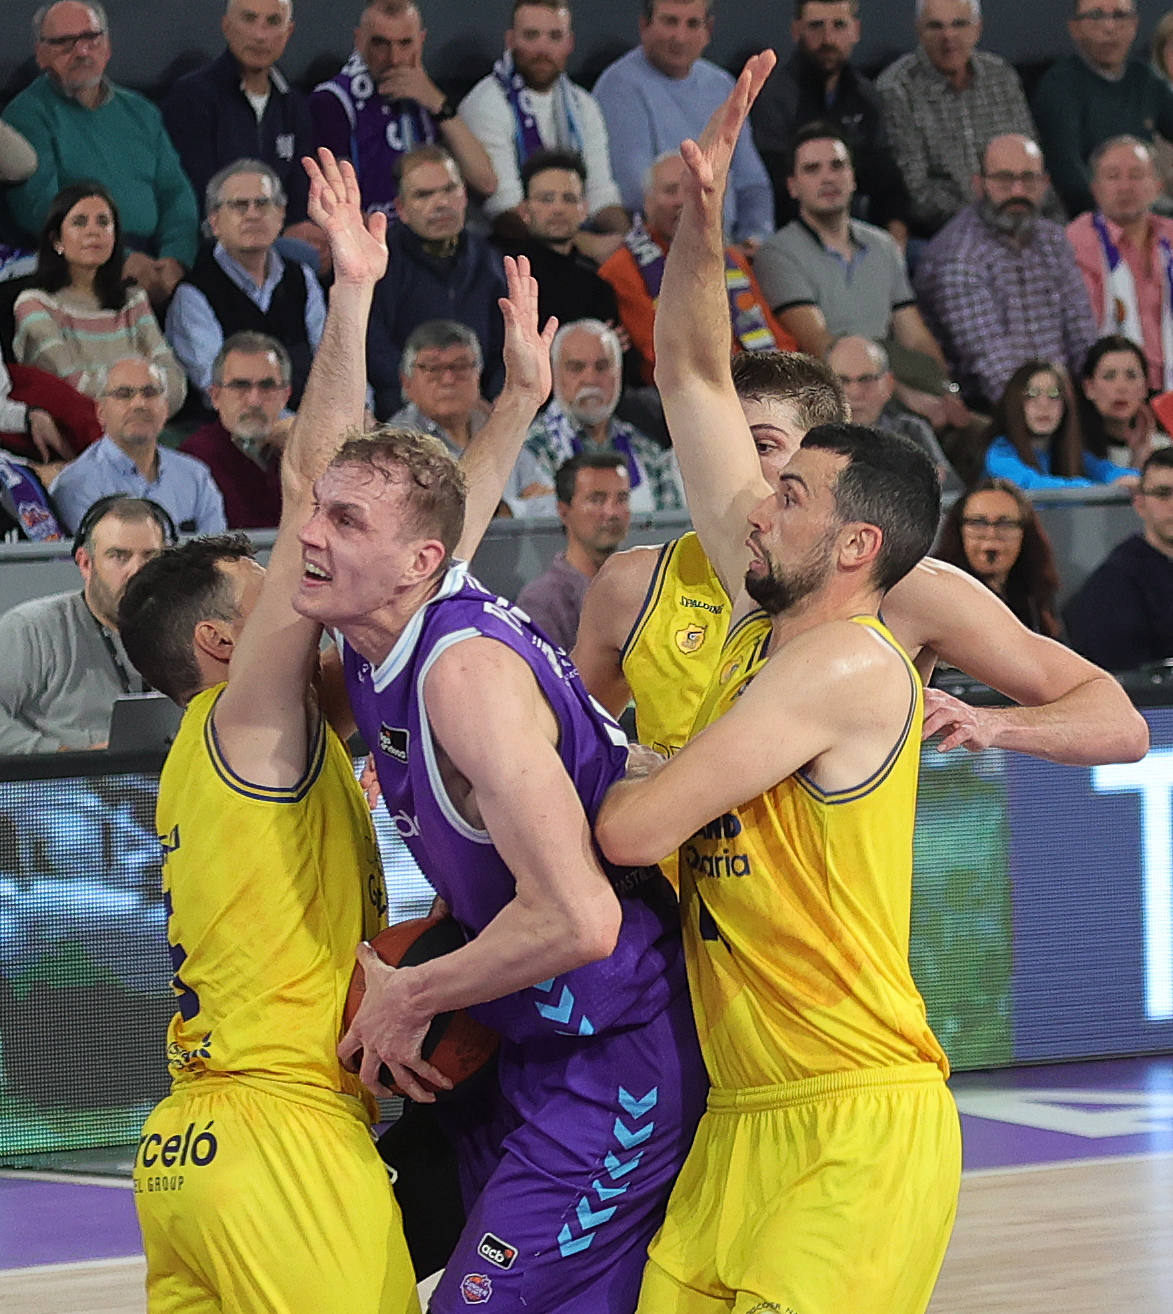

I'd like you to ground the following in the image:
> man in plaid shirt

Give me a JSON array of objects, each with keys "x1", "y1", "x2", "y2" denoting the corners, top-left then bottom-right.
[{"x1": 913, "y1": 134, "x2": 1097, "y2": 408}]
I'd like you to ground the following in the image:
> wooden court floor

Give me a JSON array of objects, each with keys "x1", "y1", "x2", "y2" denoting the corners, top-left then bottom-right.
[{"x1": 2, "y1": 1155, "x2": 1170, "y2": 1313}]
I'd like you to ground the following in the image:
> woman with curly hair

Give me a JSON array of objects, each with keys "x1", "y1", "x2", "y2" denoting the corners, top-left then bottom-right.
[
  {"x1": 981, "y1": 357, "x2": 1135, "y2": 489},
  {"x1": 12, "y1": 182, "x2": 185, "y2": 414},
  {"x1": 937, "y1": 479, "x2": 1063, "y2": 638}
]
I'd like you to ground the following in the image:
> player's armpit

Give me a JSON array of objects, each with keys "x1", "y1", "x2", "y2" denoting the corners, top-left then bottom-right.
[{"x1": 572, "y1": 545, "x2": 659, "y2": 715}]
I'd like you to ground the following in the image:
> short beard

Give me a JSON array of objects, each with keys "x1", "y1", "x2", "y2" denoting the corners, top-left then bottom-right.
[
  {"x1": 744, "y1": 533, "x2": 835, "y2": 616},
  {"x1": 564, "y1": 388, "x2": 616, "y2": 428},
  {"x1": 979, "y1": 196, "x2": 1037, "y2": 239}
]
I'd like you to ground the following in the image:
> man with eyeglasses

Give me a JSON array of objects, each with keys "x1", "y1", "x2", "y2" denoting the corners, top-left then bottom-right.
[
  {"x1": 389, "y1": 319, "x2": 493, "y2": 457},
  {"x1": 914, "y1": 134, "x2": 1097, "y2": 408},
  {"x1": 876, "y1": 0, "x2": 1035, "y2": 239},
  {"x1": 367, "y1": 145, "x2": 506, "y2": 419},
  {"x1": 2, "y1": 2, "x2": 199, "y2": 306},
  {"x1": 1065, "y1": 447, "x2": 1173, "y2": 668},
  {"x1": 1033, "y1": 0, "x2": 1173, "y2": 218},
  {"x1": 749, "y1": 0, "x2": 910, "y2": 240},
  {"x1": 167, "y1": 159, "x2": 326, "y2": 412},
  {"x1": 50, "y1": 356, "x2": 227, "y2": 534},
  {"x1": 179, "y1": 332, "x2": 292, "y2": 529}
]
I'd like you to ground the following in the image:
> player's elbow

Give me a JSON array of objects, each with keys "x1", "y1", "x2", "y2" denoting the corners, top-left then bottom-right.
[
  {"x1": 595, "y1": 811, "x2": 663, "y2": 872},
  {"x1": 1118, "y1": 705, "x2": 1151, "y2": 762},
  {"x1": 568, "y1": 888, "x2": 622, "y2": 965}
]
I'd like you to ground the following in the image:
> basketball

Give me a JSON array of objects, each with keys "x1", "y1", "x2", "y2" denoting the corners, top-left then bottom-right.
[{"x1": 342, "y1": 913, "x2": 498, "y2": 1096}]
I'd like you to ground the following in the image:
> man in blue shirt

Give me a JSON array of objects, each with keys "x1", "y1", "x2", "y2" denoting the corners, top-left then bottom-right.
[
  {"x1": 50, "y1": 357, "x2": 226, "y2": 533},
  {"x1": 592, "y1": 0, "x2": 773, "y2": 248}
]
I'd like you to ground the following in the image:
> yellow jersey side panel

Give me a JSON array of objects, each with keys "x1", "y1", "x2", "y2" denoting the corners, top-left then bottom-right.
[
  {"x1": 621, "y1": 532, "x2": 730, "y2": 756},
  {"x1": 680, "y1": 615, "x2": 947, "y2": 1087},
  {"x1": 157, "y1": 685, "x2": 386, "y2": 1105}
]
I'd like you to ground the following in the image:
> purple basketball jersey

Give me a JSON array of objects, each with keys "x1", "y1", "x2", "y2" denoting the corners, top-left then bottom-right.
[{"x1": 343, "y1": 564, "x2": 687, "y2": 1043}]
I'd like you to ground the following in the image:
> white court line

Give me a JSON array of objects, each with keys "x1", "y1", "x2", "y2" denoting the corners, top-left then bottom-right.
[
  {"x1": 0, "y1": 1169, "x2": 133, "y2": 1189},
  {"x1": 0, "y1": 1255, "x2": 144, "y2": 1278},
  {"x1": 962, "y1": 1147, "x2": 1173, "y2": 1179}
]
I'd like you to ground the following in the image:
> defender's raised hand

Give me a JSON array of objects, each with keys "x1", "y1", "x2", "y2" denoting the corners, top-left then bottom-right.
[
  {"x1": 499, "y1": 254, "x2": 557, "y2": 404},
  {"x1": 303, "y1": 148, "x2": 388, "y2": 287},
  {"x1": 681, "y1": 51, "x2": 777, "y2": 207}
]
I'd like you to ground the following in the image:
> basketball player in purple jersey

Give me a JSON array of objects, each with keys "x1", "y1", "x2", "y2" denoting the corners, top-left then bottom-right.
[{"x1": 292, "y1": 151, "x2": 706, "y2": 1314}]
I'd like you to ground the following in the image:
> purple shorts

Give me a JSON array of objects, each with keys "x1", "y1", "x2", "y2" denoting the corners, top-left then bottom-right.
[{"x1": 429, "y1": 996, "x2": 706, "y2": 1313}]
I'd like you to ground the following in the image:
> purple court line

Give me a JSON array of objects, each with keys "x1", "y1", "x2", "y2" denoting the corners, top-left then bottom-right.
[{"x1": 0, "y1": 1178, "x2": 143, "y2": 1269}]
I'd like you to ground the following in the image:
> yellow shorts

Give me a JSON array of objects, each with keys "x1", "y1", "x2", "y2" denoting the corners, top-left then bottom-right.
[
  {"x1": 133, "y1": 1076, "x2": 419, "y2": 1314},
  {"x1": 637, "y1": 1063, "x2": 960, "y2": 1314}
]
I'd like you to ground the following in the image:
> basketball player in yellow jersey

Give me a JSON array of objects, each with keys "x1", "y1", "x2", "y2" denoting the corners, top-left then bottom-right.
[{"x1": 116, "y1": 152, "x2": 558, "y2": 1314}]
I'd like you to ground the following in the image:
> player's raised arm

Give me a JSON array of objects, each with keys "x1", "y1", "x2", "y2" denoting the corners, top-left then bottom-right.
[
  {"x1": 654, "y1": 51, "x2": 776, "y2": 597},
  {"x1": 339, "y1": 638, "x2": 622, "y2": 1100},
  {"x1": 212, "y1": 150, "x2": 388, "y2": 786},
  {"x1": 454, "y1": 255, "x2": 556, "y2": 562},
  {"x1": 892, "y1": 559, "x2": 1149, "y2": 765}
]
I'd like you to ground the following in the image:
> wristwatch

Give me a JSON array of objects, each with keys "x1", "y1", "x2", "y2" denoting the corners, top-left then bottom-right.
[{"x1": 434, "y1": 98, "x2": 457, "y2": 122}]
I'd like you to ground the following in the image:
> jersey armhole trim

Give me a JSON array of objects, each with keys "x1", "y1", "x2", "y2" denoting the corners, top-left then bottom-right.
[
  {"x1": 203, "y1": 689, "x2": 328, "y2": 803},
  {"x1": 619, "y1": 538, "x2": 676, "y2": 667}
]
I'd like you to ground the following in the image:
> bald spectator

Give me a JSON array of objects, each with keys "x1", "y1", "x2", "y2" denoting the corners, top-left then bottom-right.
[
  {"x1": 1033, "y1": 0, "x2": 1173, "y2": 219},
  {"x1": 593, "y1": 0, "x2": 773, "y2": 247},
  {"x1": 876, "y1": 0, "x2": 1035, "y2": 239},
  {"x1": 516, "y1": 452, "x2": 631, "y2": 651},
  {"x1": 750, "y1": 0, "x2": 910, "y2": 238},
  {"x1": 827, "y1": 335, "x2": 962, "y2": 491},
  {"x1": 0, "y1": 494, "x2": 169, "y2": 752},
  {"x1": 914, "y1": 134, "x2": 1097, "y2": 408},
  {"x1": 311, "y1": 0, "x2": 495, "y2": 216},
  {"x1": 510, "y1": 318, "x2": 683, "y2": 516},
  {"x1": 459, "y1": 1, "x2": 627, "y2": 253},
  {"x1": 1067, "y1": 137, "x2": 1173, "y2": 393},
  {"x1": 3, "y1": 2, "x2": 199, "y2": 306},
  {"x1": 163, "y1": 0, "x2": 326, "y2": 269},
  {"x1": 179, "y1": 332, "x2": 290, "y2": 529},
  {"x1": 50, "y1": 356, "x2": 226, "y2": 534},
  {"x1": 600, "y1": 152, "x2": 792, "y2": 385},
  {"x1": 166, "y1": 160, "x2": 325, "y2": 409},
  {"x1": 366, "y1": 145, "x2": 506, "y2": 418}
]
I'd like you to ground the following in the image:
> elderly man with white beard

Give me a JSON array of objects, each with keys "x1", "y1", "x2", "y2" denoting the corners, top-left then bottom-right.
[{"x1": 508, "y1": 316, "x2": 683, "y2": 516}]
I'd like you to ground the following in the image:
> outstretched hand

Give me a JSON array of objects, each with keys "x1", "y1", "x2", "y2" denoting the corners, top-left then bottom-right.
[
  {"x1": 303, "y1": 148, "x2": 388, "y2": 287},
  {"x1": 499, "y1": 254, "x2": 557, "y2": 403},
  {"x1": 681, "y1": 50, "x2": 776, "y2": 206}
]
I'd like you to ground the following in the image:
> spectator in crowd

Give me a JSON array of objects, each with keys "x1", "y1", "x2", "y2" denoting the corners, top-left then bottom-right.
[
  {"x1": 592, "y1": 0, "x2": 773, "y2": 247},
  {"x1": 600, "y1": 152, "x2": 792, "y2": 385},
  {"x1": 1067, "y1": 137, "x2": 1173, "y2": 392},
  {"x1": 936, "y1": 478, "x2": 1062, "y2": 637},
  {"x1": 915, "y1": 134, "x2": 1098, "y2": 408},
  {"x1": 826, "y1": 335, "x2": 962, "y2": 491},
  {"x1": 367, "y1": 144, "x2": 506, "y2": 418},
  {"x1": 179, "y1": 332, "x2": 290, "y2": 529},
  {"x1": 1033, "y1": 0, "x2": 1173, "y2": 219},
  {"x1": 0, "y1": 447, "x2": 63, "y2": 541},
  {"x1": 311, "y1": 0, "x2": 495, "y2": 216},
  {"x1": 13, "y1": 183, "x2": 186, "y2": 415},
  {"x1": 1065, "y1": 446, "x2": 1173, "y2": 668},
  {"x1": 459, "y1": 1, "x2": 627, "y2": 253},
  {"x1": 875, "y1": 0, "x2": 1035, "y2": 239},
  {"x1": 165, "y1": 160, "x2": 325, "y2": 410},
  {"x1": 50, "y1": 356, "x2": 226, "y2": 533},
  {"x1": 0, "y1": 493, "x2": 170, "y2": 752},
  {"x1": 981, "y1": 357, "x2": 1136, "y2": 488},
  {"x1": 750, "y1": 0, "x2": 910, "y2": 238},
  {"x1": 2, "y1": 2, "x2": 199, "y2": 306},
  {"x1": 755, "y1": 125, "x2": 966, "y2": 433},
  {"x1": 1078, "y1": 332, "x2": 1162, "y2": 470},
  {"x1": 388, "y1": 319, "x2": 490, "y2": 458},
  {"x1": 163, "y1": 0, "x2": 327, "y2": 271},
  {"x1": 0, "y1": 347, "x2": 86, "y2": 465},
  {"x1": 511, "y1": 318, "x2": 683, "y2": 516},
  {"x1": 497, "y1": 150, "x2": 623, "y2": 332},
  {"x1": 516, "y1": 451, "x2": 631, "y2": 650}
]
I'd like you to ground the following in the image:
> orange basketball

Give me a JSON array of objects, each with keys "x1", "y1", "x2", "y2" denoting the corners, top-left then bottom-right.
[{"x1": 342, "y1": 913, "x2": 498, "y2": 1097}]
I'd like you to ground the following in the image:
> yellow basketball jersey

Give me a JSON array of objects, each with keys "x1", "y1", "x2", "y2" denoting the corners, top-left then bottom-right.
[
  {"x1": 680, "y1": 614, "x2": 947, "y2": 1088},
  {"x1": 621, "y1": 532, "x2": 730, "y2": 756},
  {"x1": 156, "y1": 686, "x2": 386, "y2": 1106}
]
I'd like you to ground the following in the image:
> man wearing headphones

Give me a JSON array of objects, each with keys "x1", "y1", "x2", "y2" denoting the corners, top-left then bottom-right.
[{"x1": 0, "y1": 495, "x2": 173, "y2": 752}]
